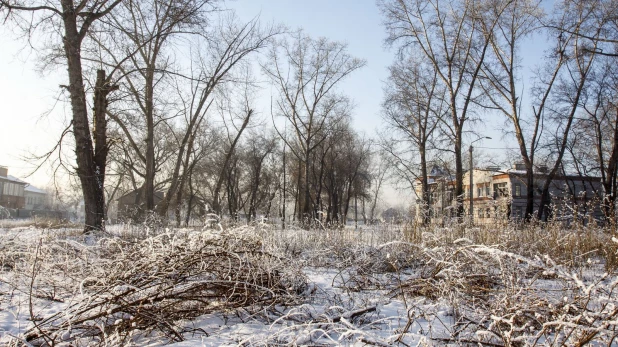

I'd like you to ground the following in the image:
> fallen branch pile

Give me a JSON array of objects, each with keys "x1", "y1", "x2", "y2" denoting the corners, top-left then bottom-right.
[{"x1": 1, "y1": 228, "x2": 306, "y2": 346}]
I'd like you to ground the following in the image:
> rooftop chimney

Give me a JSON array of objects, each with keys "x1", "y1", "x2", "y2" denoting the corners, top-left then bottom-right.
[
  {"x1": 0, "y1": 166, "x2": 7, "y2": 177},
  {"x1": 512, "y1": 162, "x2": 526, "y2": 171}
]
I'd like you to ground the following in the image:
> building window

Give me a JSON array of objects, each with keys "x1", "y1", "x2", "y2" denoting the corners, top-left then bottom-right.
[
  {"x1": 486, "y1": 185, "x2": 490, "y2": 196},
  {"x1": 514, "y1": 184, "x2": 521, "y2": 197},
  {"x1": 494, "y1": 183, "x2": 508, "y2": 198},
  {"x1": 478, "y1": 187, "x2": 482, "y2": 197}
]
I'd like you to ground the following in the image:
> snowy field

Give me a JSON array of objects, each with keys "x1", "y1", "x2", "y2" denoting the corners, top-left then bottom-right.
[{"x1": 0, "y1": 220, "x2": 617, "y2": 346}]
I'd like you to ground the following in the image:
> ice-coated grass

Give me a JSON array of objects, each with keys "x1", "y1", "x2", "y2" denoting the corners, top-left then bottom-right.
[{"x1": 0, "y1": 220, "x2": 617, "y2": 345}]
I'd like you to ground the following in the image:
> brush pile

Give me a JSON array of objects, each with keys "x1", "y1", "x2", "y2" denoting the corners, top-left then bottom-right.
[{"x1": 0, "y1": 227, "x2": 306, "y2": 345}]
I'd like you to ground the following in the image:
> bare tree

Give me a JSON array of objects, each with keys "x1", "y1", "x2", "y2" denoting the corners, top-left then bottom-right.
[
  {"x1": 533, "y1": 1, "x2": 602, "y2": 220},
  {"x1": 476, "y1": 0, "x2": 550, "y2": 221},
  {"x1": 1, "y1": 0, "x2": 123, "y2": 232},
  {"x1": 572, "y1": 56, "x2": 618, "y2": 220},
  {"x1": 367, "y1": 149, "x2": 390, "y2": 224},
  {"x1": 156, "y1": 17, "x2": 278, "y2": 217},
  {"x1": 244, "y1": 130, "x2": 278, "y2": 221},
  {"x1": 211, "y1": 85, "x2": 255, "y2": 216},
  {"x1": 340, "y1": 135, "x2": 372, "y2": 223},
  {"x1": 93, "y1": 0, "x2": 218, "y2": 212},
  {"x1": 314, "y1": 121, "x2": 371, "y2": 226},
  {"x1": 379, "y1": 0, "x2": 512, "y2": 219},
  {"x1": 553, "y1": 0, "x2": 618, "y2": 221},
  {"x1": 382, "y1": 56, "x2": 445, "y2": 224},
  {"x1": 545, "y1": 0, "x2": 618, "y2": 58},
  {"x1": 263, "y1": 31, "x2": 365, "y2": 224}
]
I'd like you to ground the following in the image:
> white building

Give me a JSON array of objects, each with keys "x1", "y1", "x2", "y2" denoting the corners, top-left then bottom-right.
[{"x1": 24, "y1": 185, "x2": 48, "y2": 210}]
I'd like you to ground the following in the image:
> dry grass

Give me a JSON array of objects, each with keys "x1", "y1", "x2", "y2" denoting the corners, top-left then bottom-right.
[
  {"x1": 0, "y1": 217, "x2": 82, "y2": 230},
  {"x1": 400, "y1": 219, "x2": 618, "y2": 272}
]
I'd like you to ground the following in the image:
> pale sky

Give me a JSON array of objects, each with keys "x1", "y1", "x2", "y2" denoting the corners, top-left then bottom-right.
[
  {"x1": 0, "y1": 0, "x2": 543, "y2": 206},
  {"x1": 0, "y1": 31, "x2": 68, "y2": 188}
]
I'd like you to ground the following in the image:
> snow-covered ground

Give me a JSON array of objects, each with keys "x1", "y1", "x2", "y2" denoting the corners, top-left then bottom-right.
[{"x1": 0, "y1": 222, "x2": 616, "y2": 346}]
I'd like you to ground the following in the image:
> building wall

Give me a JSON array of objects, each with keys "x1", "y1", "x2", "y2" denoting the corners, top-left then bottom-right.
[
  {"x1": 416, "y1": 169, "x2": 604, "y2": 224},
  {"x1": 0, "y1": 180, "x2": 26, "y2": 209},
  {"x1": 0, "y1": 195, "x2": 25, "y2": 209},
  {"x1": 465, "y1": 171, "x2": 603, "y2": 223},
  {"x1": 25, "y1": 191, "x2": 47, "y2": 210}
]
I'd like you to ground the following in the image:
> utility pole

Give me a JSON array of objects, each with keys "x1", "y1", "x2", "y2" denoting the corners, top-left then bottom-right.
[
  {"x1": 354, "y1": 192, "x2": 358, "y2": 230},
  {"x1": 469, "y1": 145, "x2": 474, "y2": 223},
  {"x1": 282, "y1": 135, "x2": 286, "y2": 230}
]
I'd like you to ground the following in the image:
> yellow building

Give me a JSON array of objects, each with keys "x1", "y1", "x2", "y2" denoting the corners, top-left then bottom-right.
[{"x1": 414, "y1": 164, "x2": 604, "y2": 224}]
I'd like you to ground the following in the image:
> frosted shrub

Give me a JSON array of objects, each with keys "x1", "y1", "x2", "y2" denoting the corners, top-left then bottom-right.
[{"x1": 388, "y1": 236, "x2": 618, "y2": 346}]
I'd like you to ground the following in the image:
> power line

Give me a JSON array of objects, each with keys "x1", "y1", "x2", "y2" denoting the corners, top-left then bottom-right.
[{"x1": 475, "y1": 146, "x2": 520, "y2": 150}]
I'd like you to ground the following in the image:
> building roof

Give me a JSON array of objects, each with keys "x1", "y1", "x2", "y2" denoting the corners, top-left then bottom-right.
[
  {"x1": 494, "y1": 169, "x2": 526, "y2": 175},
  {"x1": 491, "y1": 168, "x2": 602, "y2": 181},
  {"x1": 25, "y1": 185, "x2": 46, "y2": 194},
  {"x1": 0, "y1": 174, "x2": 28, "y2": 185}
]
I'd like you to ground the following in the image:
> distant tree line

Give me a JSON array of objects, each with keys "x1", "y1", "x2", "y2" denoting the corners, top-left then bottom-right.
[
  {"x1": 0, "y1": 0, "x2": 382, "y2": 231},
  {"x1": 4, "y1": 0, "x2": 615, "y2": 230}
]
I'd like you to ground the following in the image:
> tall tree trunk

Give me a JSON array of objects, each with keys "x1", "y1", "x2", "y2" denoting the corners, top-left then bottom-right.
[
  {"x1": 419, "y1": 144, "x2": 429, "y2": 225},
  {"x1": 61, "y1": 1, "x2": 100, "y2": 232},
  {"x1": 185, "y1": 172, "x2": 195, "y2": 226},
  {"x1": 92, "y1": 69, "x2": 116, "y2": 230},
  {"x1": 332, "y1": 188, "x2": 339, "y2": 225},
  {"x1": 282, "y1": 141, "x2": 286, "y2": 228},
  {"x1": 294, "y1": 158, "x2": 302, "y2": 221},
  {"x1": 63, "y1": 1, "x2": 116, "y2": 232},
  {"x1": 144, "y1": 63, "x2": 156, "y2": 211},
  {"x1": 343, "y1": 180, "x2": 353, "y2": 222},
  {"x1": 326, "y1": 189, "x2": 332, "y2": 224},
  {"x1": 248, "y1": 161, "x2": 264, "y2": 221},
  {"x1": 212, "y1": 110, "x2": 253, "y2": 215},
  {"x1": 302, "y1": 151, "x2": 312, "y2": 223},
  {"x1": 601, "y1": 110, "x2": 618, "y2": 221}
]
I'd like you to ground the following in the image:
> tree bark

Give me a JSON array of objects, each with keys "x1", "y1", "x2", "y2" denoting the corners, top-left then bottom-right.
[
  {"x1": 61, "y1": 0, "x2": 118, "y2": 232},
  {"x1": 419, "y1": 143, "x2": 429, "y2": 225}
]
